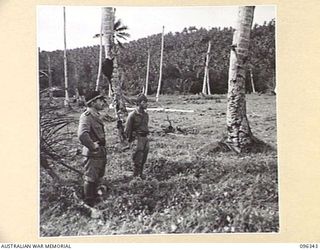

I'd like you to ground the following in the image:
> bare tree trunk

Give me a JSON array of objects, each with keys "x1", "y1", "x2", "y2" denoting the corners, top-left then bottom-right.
[
  {"x1": 145, "y1": 48, "x2": 150, "y2": 96},
  {"x1": 47, "y1": 54, "x2": 53, "y2": 102},
  {"x1": 226, "y1": 6, "x2": 255, "y2": 153},
  {"x1": 273, "y1": 70, "x2": 276, "y2": 94},
  {"x1": 249, "y1": 68, "x2": 256, "y2": 93},
  {"x1": 202, "y1": 41, "x2": 211, "y2": 94},
  {"x1": 202, "y1": 69, "x2": 207, "y2": 94},
  {"x1": 63, "y1": 6, "x2": 70, "y2": 107},
  {"x1": 206, "y1": 67, "x2": 211, "y2": 95},
  {"x1": 156, "y1": 26, "x2": 164, "y2": 102}
]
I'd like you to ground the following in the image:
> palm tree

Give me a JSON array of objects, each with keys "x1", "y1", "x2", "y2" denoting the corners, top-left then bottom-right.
[
  {"x1": 202, "y1": 40, "x2": 211, "y2": 95},
  {"x1": 47, "y1": 54, "x2": 53, "y2": 102},
  {"x1": 94, "y1": 9, "x2": 130, "y2": 92},
  {"x1": 145, "y1": 48, "x2": 151, "y2": 96},
  {"x1": 95, "y1": 22, "x2": 103, "y2": 91},
  {"x1": 113, "y1": 18, "x2": 130, "y2": 47},
  {"x1": 225, "y1": 6, "x2": 258, "y2": 153},
  {"x1": 63, "y1": 7, "x2": 70, "y2": 107},
  {"x1": 156, "y1": 26, "x2": 165, "y2": 102},
  {"x1": 100, "y1": 7, "x2": 130, "y2": 142},
  {"x1": 249, "y1": 68, "x2": 256, "y2": 93}
]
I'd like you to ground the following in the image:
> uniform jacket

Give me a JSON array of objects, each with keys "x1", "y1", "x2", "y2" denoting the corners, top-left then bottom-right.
[
  {"x1": 125, "y1": 108, "x2": 149, "y2": 142},
  {"x1": 78, "y1": 108, "x2": 106, "y2": 157}
]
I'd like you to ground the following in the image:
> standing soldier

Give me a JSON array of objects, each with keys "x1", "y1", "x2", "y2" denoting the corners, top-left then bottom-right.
[
  {"x1": 78, "y1": 90, "x2": 107, "y2": 207},
  {"x1": 125, "y1": 94, "x2": 149, "y2": 178}
]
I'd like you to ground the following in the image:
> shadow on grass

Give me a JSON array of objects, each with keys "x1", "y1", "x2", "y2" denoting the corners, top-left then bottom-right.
[{"x1": 197, "y1": 137, "x2": 275, "y2": 155}]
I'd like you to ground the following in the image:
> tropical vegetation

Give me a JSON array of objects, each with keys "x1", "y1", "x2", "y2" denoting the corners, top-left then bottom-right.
[{"x1": 38, "y1": 20, "x2": 275, "y2": 97}]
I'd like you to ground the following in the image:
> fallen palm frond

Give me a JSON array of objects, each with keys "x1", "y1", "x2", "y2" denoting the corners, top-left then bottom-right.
[{"x1": 40, "y1": 106, "x2": 82, "y2": 180}]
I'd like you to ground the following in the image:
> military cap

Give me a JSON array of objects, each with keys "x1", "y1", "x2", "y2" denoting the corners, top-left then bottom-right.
[
  {"x1": 136, "y1": 93, "x2": 148, "y2": 104},
  {"x1": 85, "y1": 90, "x2": 105, "y2": 105}
]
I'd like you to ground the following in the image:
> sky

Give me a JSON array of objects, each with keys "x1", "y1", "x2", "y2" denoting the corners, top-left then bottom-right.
[{"x1": 37, "y1": 5, "x2": 276, "y2": 52}]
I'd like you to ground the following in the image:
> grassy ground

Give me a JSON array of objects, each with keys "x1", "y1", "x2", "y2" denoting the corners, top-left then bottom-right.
[{"x1": 39, "y1": 93, "x2": 278, "y2": 236}]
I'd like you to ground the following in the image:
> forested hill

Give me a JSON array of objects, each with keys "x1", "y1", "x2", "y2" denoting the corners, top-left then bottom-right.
[{"x1": 39, "y1": 20, "x2": 275, "y2": 96}]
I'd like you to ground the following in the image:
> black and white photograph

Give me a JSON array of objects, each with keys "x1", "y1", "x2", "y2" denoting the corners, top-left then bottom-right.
[{"x1": 38, "y1": 5, "x2": 278, "y2": 236}]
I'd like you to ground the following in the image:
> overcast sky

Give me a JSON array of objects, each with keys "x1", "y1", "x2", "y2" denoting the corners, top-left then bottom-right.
[{"x1": 37, "y1": 5, "x2": 276, "y2": 52}]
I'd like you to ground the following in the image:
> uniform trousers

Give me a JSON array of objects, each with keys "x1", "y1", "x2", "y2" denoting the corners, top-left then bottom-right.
[
  {"x1": 132, "y1": 136, "x2": 149, "y2": 177},
  {"x1": 83, "y1": 146, "x2": 106, "y2": 206}
]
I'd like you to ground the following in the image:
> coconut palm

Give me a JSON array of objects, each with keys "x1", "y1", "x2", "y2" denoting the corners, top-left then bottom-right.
[
  {"x1": 145, "y1": 48, "x2": 151, "y2": 96},
  {"x1": 225, "y1": 6, "x2": 258, "y2": 153},
  {"x1": 113, "y1": 18, "x2": 130, "y2": 47},
  {"x1": 202, "y1": 40, "x2": 211, "y2": 95},
  {"x1": 94, "y1": 10, "x2": 130, "y2": 91},
  {"x1": 95, "y1": 22, "x2": 103, "y2": 91},
  {"x1": 99, "y1": 7, "x2": 130, "y2": 142},
  {"x1": 63, "y1": 7, "x2": 70, "y2": 107},
  {"x1": 156, "y1": 26, "x2": 165, "y2": 102}
]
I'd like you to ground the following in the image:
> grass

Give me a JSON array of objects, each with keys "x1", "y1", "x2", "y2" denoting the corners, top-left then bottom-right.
[{"x1": 39, "y1": 93, "x2": 278, "y2": 236}]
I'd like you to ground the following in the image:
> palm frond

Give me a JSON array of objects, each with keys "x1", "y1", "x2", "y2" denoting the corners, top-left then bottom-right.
[
  {"x1": 115, "y1": 26, "x2": 129, "y2": 32},
  {"x1": 113, "y1": 18, "x2": 129, "y2": 43},
  {"x1": 116, "y1": 33, "x2": 130, "y2": 41},
  {"x1": 117, "y1": 32, "x2": 130, "y2": 38},
  {"x1": 113, "y1": 19, "x2": 122, "y2": 30},
  {"x1": 93, "y1": 33, "x2": 103, "y2": 38},
  {"x1": 116, "y1": 40, "x2": 125, "y2": 49}
]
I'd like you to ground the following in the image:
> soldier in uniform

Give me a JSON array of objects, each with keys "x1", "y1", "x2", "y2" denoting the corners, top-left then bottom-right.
[
  {"x1": 124, "y1": 94, "x2": 149, "y2": 178},
  {"x1": 78, "y1": 90, "x2": 107, "y2": 207}
]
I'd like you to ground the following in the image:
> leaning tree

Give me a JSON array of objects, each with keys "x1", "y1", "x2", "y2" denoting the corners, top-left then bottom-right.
[{"x1": 223, "y1": 6, "x2": 266, "y2": 153}]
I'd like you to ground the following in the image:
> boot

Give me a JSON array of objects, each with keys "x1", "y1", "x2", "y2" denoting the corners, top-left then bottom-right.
[
  {"x1": 139, "y1": 166, "x2": 145, "y2": 179},
  {"x1": 133, "y1": 165, "x2": 144, "y2": 179},
  {"x1": 133, "y1": 165, "x2": 140, "y2": 177},
  {"x1": 83, "y1": 181, "x2": 97, "y2": 207},
  {"x1": 96, "y1": 184, "x2": 107, "y2": 203}
]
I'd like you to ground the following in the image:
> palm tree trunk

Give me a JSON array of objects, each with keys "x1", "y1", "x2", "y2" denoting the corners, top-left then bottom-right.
[
  {"x1": 95, "y1": 22, "x2": 103, "y2": 91},
  {"x1": 145, "y1": 48, "x2": 150, "y2": 96},
  {"x1": 47, "y1": 54, "x2": 53, "y2": 102},
  {"x1": 63, "y1": 6, "x2": 70, "y2": 107},
  {"x1": 156, "y1": 26, "x2": 165, "y2": 102},
  {"x1": 250, "y1": 68, "x2": 256, "y2": 93},
  {"x1": 74, "y1": 62, "x2": 81, "y2": 105},
  {"x1": 226, "y1": 6, "x2": 255, "y2": 153},
  {"x1": 273, "y1": 70, "x2": 276, "y2": 94},
  {"x1": 202, "y1": 69, "x2": 207, "y2": 95},
  {"x1": 102, "y1": 7, "x2": 114, "y2": 97},
  {"x1": 206, "y1": 67, "x2": 211, "y2": 95},
  {"x1": 102, "y1": 7, "x2": 114, "y2": 59},
  {"x1": 101, "y1": 7, "x2": 126, "y2": 142},
  {"x1": 202, "y1": 40, "x2": 211, "y2": 94}
]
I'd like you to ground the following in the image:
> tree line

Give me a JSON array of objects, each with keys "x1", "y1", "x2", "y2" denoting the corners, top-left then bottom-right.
[{"x1": 38, "y1": 19, "x2": 275, "y2": 97}]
